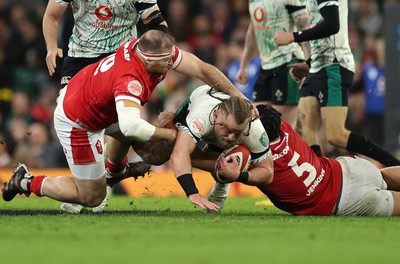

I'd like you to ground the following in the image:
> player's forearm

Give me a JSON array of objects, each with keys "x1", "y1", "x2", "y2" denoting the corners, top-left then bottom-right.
[
  {"x1": 239, "y1": 24, "x2": 257, "y2": 70},
  {"x1": 244, "y1": 159, "x2": 274, "y2": 186}
]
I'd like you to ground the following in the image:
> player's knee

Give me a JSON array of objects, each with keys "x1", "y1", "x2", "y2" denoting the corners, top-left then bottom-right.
[
  {"x1": 80, "y1": 190, "x2": 106, "y2": 207},
  {"x1": 325, "y1": 131, "x2": 347, "y2": 148}
]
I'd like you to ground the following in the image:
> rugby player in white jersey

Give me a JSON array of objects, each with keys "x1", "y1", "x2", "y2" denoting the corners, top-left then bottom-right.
[
  {"x1": 274, "y1": 0, "x2": 400, "y2": 166},
  {"x1": 100, "y1": 85, "x2": 274, "y2": 212},
  {"x1": 236, "y1": 0, "x2": 309, "y2": 127}
]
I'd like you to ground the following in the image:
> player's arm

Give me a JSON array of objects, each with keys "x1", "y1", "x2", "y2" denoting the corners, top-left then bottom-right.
[
  {"x1": 116, "y1": 99, "x2": 176, "y2": 143},
  {"x1": 275, "y1": 0, "x2": 339, "y2": 46},
  {"x1": 236, "y1": 23, "x2": 258, "y2": 85},
  {"x1": 290, "y1": 5, "x2": 311, "y2": 59},
  {"x1": 43, "y1": 0, "x2": 68, "y2": 76},
  {"x1": 170, "y1": 130, "x2": 220, "y2": 212},
  {"x1": 136, "y1": 2, "x2": 168, "y2": 33}
]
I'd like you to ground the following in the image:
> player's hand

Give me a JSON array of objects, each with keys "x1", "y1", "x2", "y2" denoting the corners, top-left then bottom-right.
[
  {"x1": 274, "y1": 32, "x2": 294, "y2": 46},
  {"x1": 46, "y1": 48, "x2": 63, "y2": 76},
  {"x1": 188, "y1": 193, "x2": 220, "y2": 212},
  {"x1": 235, "y1": 67, "x2": 248, "y2": 85},
  {"x1": 288, "y1": 63, "x2": 309, "y2": 83},
  {"x1": 216, "y1": 155, "x2": 241, "y2": 182}
]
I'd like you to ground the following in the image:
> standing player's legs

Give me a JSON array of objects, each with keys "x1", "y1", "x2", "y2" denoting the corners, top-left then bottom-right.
[
  {"x1": 318, "y1": 65, "x2": 351, "y2": 149},
  {"x1": 296, "y1": 72, "x2": 322, "y2": 156},
  {"x1": 320, "y1": 65, "x2": 399, "y2": 166}
]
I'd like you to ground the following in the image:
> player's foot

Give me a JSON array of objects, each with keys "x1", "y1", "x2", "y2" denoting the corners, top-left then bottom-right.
[
  {"x1": 106, "y1": 161, "x2": 151, "y2": 187},
  {"x1": 60, "y1": 203, "x2": 84, "y2": 214},
  {"x1": 2, "y1": 163, "x2": 33, "y2": 202},
  {"x1": 208, "y1": 181, "x2": 230, "y2": 211}
]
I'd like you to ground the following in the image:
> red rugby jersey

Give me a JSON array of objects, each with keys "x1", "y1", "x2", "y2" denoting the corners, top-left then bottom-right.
[
  {"x1": 63, "y1": 39, "x2": 181, "y2": 130},
  {"x1": 258, "y1": 121, "x2": 342, "y2": 215}
]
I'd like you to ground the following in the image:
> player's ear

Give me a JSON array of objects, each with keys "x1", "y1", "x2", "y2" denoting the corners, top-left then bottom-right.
[{"x1": 213, "y1": 109, "x2": 219, "y2": 120}]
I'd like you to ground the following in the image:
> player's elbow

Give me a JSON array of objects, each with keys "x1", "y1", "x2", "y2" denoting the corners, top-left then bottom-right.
[{"x1": 330, "y1": 22, "x2": 340, "y2": 35}]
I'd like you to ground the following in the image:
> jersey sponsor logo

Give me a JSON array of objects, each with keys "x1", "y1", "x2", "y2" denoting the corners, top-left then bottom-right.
[
  {"x1": 89, "y1": 22, "x2": 119, "y2": 29},
  {"x1": 95, "y1": 140, "x2": 103, "y2": 154},
  {"x1": 259, "y1": 131, "x2": 269, "y2": 147},
  {"x1": 253, "y1": 7, "x2": 265, "y2": 23},
  {"x1": 127, "y1": 80, "x2": 143, "y2": 96},
  {"x1": 189, "y1": 118, "x2": 205, "y2": 136},
  {"x1": 95, "y1": 6, "x2": 113, "y2": 21}
]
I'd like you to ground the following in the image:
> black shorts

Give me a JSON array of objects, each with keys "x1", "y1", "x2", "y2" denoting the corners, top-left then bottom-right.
[
  {"x1": 301, "y1": 65, "x2": 354, "y2": 107},
  {"x1": 61, "y1": 53, "x2": 113, "y2": 87},
  {"x1": 253, "y1": 60, "x2": 300, "y2": 105}
]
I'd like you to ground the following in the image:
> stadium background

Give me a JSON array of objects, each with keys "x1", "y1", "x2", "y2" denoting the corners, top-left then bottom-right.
[{"x1": 0, "y1": 0, "x2": 399, "y2": 197}]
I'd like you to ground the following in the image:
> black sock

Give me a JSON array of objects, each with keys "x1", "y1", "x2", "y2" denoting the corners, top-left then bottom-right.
[
  {"x1": 346, "y1": 132, "x2": 400, "y2": 167},
  {"x1": 310, "y1": 145, "x2": 323, "y2": 157}
]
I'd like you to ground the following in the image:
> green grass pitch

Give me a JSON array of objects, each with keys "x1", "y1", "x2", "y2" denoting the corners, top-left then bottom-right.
[{"x1": 1, "y1": 195, "x2": 399, "y2": 264}]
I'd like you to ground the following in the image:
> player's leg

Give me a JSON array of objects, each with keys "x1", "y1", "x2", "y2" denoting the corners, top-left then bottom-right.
[
  {"x1": 52, "y1": 93, "x2": 108, "y2": 211},
  {"x1": 2, "y1": 161, "x2": 107, "y2": 206},
  {"x1": 380, "y1": 166, "x2": 400, "y2": 191},
  {"x1": 296, "y1": 96, "x2": 321, "y2": 146},
  {"x1": 321, "y1": 65, "x2": 399, "y2": 166},
  {"x1": 335, "y1": 156, "x2": 394, "y2": 216},
  {"x1": 321, "y1": 106, "x2": 350, "y2": 148}
]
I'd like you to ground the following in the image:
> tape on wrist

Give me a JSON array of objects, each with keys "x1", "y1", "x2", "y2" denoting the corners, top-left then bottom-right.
[
  {"x1": 177, "y1": 173, "x2": 199, "y2": 196},
  {"x1": 236, "y1": 171, "x2": 249, "y2": 183}
]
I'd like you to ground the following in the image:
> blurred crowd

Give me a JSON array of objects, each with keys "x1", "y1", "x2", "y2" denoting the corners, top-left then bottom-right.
[{"x1": 0, "y1": 0, "x2": 396, "y2": 169}]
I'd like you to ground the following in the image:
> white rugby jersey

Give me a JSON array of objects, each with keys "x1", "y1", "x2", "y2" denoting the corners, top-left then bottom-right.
[
  {"x1": 248, "y1": 0, "x2": 306, "y2": 70},
  {"x1": 56, "y1": 0, "x2": 158, "y2": 58},
  {"x1": 306, "y1": 0, "x2": 355, "y2": 73},
  {"x1": 174, "y1": 85, "x2": 271, "y2": 165}
]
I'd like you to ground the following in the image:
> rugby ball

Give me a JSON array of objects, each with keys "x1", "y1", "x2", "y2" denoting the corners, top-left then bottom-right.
[{"x1": 215, "y1": 145, "x2": 251, "y2": 183}]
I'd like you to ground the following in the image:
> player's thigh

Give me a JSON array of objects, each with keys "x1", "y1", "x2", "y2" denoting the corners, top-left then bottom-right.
[
  {"x1": 336, "y1": 156, "x2": 393, "y2": 216},
  {"x1": 71, "y1": 163, "x2": 107, "y2": 204}
]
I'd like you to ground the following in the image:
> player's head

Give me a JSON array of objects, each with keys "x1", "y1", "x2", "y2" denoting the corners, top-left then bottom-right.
[
  {"x1": 211, "y1": 96, "x2": 253, "y2": 149},
  {"x1": 256, "y1": 104, "x2": 282, "y2": 141},
  {"x1": 137, "y1": 30, "x2": 176, "y2": 75}
]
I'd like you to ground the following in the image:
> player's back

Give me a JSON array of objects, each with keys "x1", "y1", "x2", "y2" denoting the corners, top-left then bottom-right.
[{"x1": 258, "y1": 121, "x2": 342, "y2": 215}]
